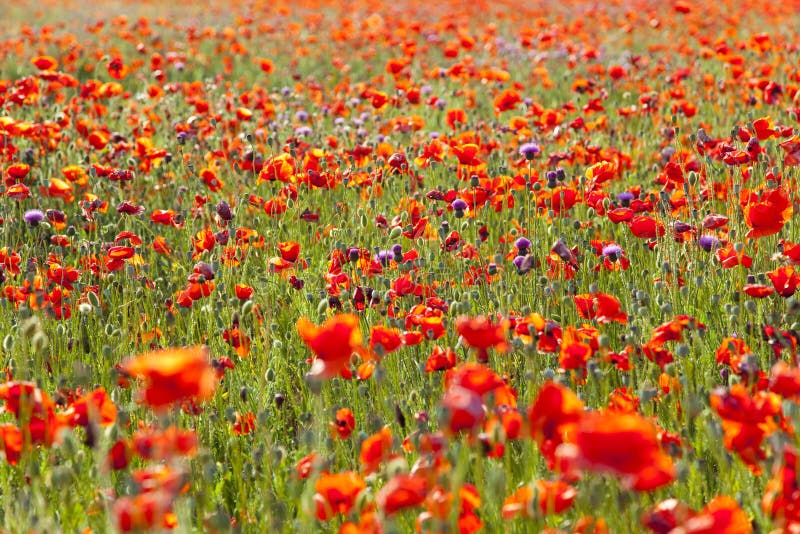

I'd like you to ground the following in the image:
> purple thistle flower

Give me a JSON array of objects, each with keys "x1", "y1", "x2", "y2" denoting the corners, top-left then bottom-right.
[
  {"x1": 374, "y1": 250, "x2": 392, "y2": 266},
  {"x1": 519, "y1": 142, "x2": 541, "y2": 161},
  {"x1": 617, "y1": 191, "x2": 635, "y2": 202},
  {"x1": 601, "y1": 244, "x2": 624, "y2": 258},
  {"x1": 451, "y1": 199, "x2": 468, "y2": 211},
  {"x1": 514, "y1": 237, "x2": 531, "y2": 250},
  {"x1": 23, "y1": 209, "x2": 45, "y2": 225}
]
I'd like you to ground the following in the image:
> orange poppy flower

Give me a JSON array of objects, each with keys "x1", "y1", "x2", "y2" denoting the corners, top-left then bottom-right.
[
  {"x1": 120, "y1": 346, "x2": 217, "y2": 410},
  {"x1": 59, "y1": 387, "x2": 117, "y2": 428},
  {"x1": 257, "y1": 58, "x2": 274, "y2": 74},
  {"x1": 222, "y1": 327, "x2": 251, "y2": 357},
  {"x1": 369, "y1": 325, "x2": 403, "y2": 358},
  {"x1": 107, "y1": 57, "x2": 129, "y2": 80},
  {"x1": 131, "y1": 426, "x2": 198, "y2": 460},
  {"x1": 445, "y1": 362, "x2": 508, "y2": 399},
  {"x1": 573, "y1": 293, "x2": 627, "y2": 325},
  {"x1": 360, "y1": 426, "x2": 395, "y2": 473},
  {"x1": 446, "y1": 108, "x2": 467, "y2": 130},
  {"x1": 340, "y1": 511, "x2": 382, "y2": 534},
  {"x1": 296, "y1": 314, "x2": 366, "y2": 379},
  {"x1": 451, "y1": 144, "x2": 483, "y2": 166},
  {"x1": 607, "y1": 388, "x2": 640, "y2": 413}
]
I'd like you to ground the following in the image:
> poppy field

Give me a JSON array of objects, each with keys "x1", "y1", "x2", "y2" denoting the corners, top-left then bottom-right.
[{"x1": 2, "y1": 0, "x2": 800, "y2": 531}]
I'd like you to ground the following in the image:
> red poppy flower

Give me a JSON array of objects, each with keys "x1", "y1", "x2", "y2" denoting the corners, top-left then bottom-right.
[
  {"x1": 425, "y1": 346, "x2": 459, "y2": 372},
  {"x1": 710, "y1": 384, "x2": 783, "y2": 474},
  {"x1": 313, "y1": 471, "x2": 366, "y2": 521},
  {"x1": 528, "y1": 382, "x2": 584, "y2": 469},
  {"x1": 767, "y1": 266, "x2": 800, "y2": 298},
  {"x1": 234, "y1": 284, "x2": 254, "y2": 300},
  {"x1": 360, "y1": 426, "x2": 395, "y2": 473},
  {"x1": 376, "y1": 474, "x2": 428, "y2": 515},
  {"x1": 233, "y1": 412, "x2": 256, "y2": 435},
  {"x1": 743, "y1": 188, "x2": 792, "y2": 239},
  {"x1": 715, "y1": 337, "x2": 752, "y2": 373},
  {"x1": 572, "y1": 411, "x2": 675, "y2": 491},
  {"x1": 628, "y1": 216, "x2": 666, "y2": 239},
  {"x1": 440, "y1": 386, "x2": 485, "y2": 435},
  {"x1": 330, "y1": 407, "x2": 356, "y2": 439},
  {"x1": 763, "y1": 446, "x2": 800, "y2": 528},
  {"x1": 455, "y1": 315, "x2": 508, "y2": 362},
  {"x1": 369, "y1": 325, "x2": 403, "y2": 358},
  {"x1": 59, "y1": 387, "x2": 117, "y2": 428},
  {"x1": 0, "y1": 381, "x2": 60, "y2": 446},
  {"x1": 677, "y1": 496, "x2": 751, "y2": 534},
  {"x1": 107, "y1": 57, "x2": 129, "y2": 80},
  {"x1": 32, "y1": 56, "x2": 58, "y2": 71},
  {"x1": 559, "y1": 327, "x2": 593, "y2": 370}
]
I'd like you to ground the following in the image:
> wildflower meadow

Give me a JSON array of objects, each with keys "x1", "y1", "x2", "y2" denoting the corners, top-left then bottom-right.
[{"x1": 0, "y1": 0, "x2": 799, "y2": 532}]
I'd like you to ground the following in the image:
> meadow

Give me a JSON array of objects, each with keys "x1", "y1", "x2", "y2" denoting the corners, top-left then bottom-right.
[{"x1": 0, "y1": 0, "x2": 799, "y2": 531}]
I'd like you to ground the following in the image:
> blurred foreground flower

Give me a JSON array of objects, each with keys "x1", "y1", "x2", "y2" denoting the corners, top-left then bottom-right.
[{"x1": 120, "y1": 346, "x2": 217, "y2": 410}]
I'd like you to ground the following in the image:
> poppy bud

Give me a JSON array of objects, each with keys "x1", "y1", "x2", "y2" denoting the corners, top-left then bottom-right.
[{"x1": 394, "y1": 402, "x2": 406, "y2": 430}]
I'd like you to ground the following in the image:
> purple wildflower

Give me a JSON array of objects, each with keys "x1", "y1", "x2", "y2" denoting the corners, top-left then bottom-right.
[
  {"x1": 23, "y1": 209, "x2": 45, "y2": 225},
  {"x1": 519, "y1": 142, "x2": 541, "y2": 160}
]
